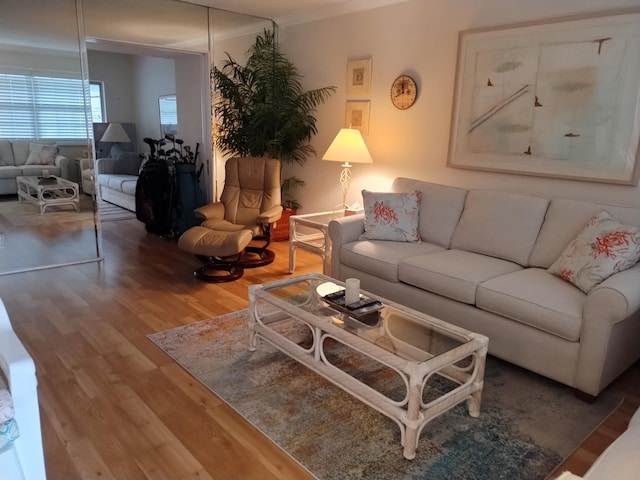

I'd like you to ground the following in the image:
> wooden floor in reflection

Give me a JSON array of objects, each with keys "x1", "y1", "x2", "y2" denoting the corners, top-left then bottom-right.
[{"x1": 0, "y1": 193, "x2": 99, "y2": 273}]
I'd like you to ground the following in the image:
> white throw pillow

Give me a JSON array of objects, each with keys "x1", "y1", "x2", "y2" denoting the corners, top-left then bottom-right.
[
  {"x1": 548, "y1": 210, "x2": 640, "y2": 293},
  {"x1": 359, "y1": 190, "x2": 421, "y2": 242},
  {"x1": 25, "y1": 143, "x2": 58, "y2": 165}
]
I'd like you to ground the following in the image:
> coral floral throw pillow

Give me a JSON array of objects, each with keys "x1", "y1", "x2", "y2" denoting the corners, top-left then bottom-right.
[
  {"x1": 548, "y1": 210, "x2": 640, "y2": 293},
  {"x1": 360, "y1": 190, "x2": 421, "y2": 242}
]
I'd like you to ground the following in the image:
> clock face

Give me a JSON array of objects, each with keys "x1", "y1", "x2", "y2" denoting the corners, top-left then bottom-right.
[{"x1": 391, "y1": 75, "x2": 417, "y2": 110}]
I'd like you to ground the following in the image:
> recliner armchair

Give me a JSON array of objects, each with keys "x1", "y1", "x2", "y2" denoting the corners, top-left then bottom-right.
[{"x1": 178, "y1": 157, "x2": 283, "y2": 281}]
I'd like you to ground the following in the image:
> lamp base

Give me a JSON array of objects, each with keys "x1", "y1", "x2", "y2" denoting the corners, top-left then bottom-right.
[
  {"x1": 339, "y1": 164, "x2": 353, "y2": 209},
  {"x1": 109, "y1": 143, "x2": 124, "y2": 159}
]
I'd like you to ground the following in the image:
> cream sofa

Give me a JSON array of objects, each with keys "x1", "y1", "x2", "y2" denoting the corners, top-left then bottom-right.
[
  {"x1": 328, "y1": 177, "x2": 640, "y2": 398},
  {"x1": 0, "y1": 299, "x2": 46, "y2": 480},
  {"x1": 96, "y1": 154, "x2": 142, "y2": 212},
  {"x1": 556, "y1": 406, "x2": 640, "y2": 479},
  {"x1": 0, "y1": 140, "x2": 72, "y2": 195}
]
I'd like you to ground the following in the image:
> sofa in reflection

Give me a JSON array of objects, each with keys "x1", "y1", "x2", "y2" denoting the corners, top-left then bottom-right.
[
  {"x1": 0, "y1": 140, "x2": 72, "y2": 195},
  {"x1": 96, "y1": 152, "x2": 143, "y2": 212}
]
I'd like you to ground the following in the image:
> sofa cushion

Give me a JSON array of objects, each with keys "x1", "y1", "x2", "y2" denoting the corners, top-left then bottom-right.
[
  {"x1": 548, "y1": 211, "x2": 640, "y2": 293},
  {"x1": 391, "y1": 178, "x2": 467, "y2": 248},
  {"x1": 20, "y1": 165, "x2": 61, "y2": 177},
  {"x1": 0, "y1": 167, "x2": 22, "y2": 179},
  {"x1": 450, "y1": 190, "x2": 549, "y2": 266},
  {"x1": 114, "y1": 152, "x2": 143, "y2": 176},
  {"x1": 25, "y1": 143, "x2": 58, "y2": 165},
  {"x1": 340, "y1": 240, "x2": 445, "y2": 282},
  {"x1": 0, "y1": 141, "x2": 14, "y2": 166},
  {"x1": 477, "y1": 268, "x2": 584, "y2": 341},
  {"x1": 360, "y1": 189, "x2": 421, "y2": 242},
  {"x1": 398, "y1": 249, "x2": 522, "y2": 305},
  {"x1": 530, "y1": 198, "x2": 640, "y2": 268},
  {"x1": 98, "y1": 174, "x2": 137, "y2": 192},
  {"x1": 120, "y1": 179, "x2": 137, "y2": 196},
  {"x1": 10, "y1": 141, "x2": 30, "y2": 165}
]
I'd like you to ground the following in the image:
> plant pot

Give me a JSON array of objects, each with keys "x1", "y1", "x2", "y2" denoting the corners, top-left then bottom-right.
[{"x1": 273, "y1": 208, "x2": 296, "y2": 241}]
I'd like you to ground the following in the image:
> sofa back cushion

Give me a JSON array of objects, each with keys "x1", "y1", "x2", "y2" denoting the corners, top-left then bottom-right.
[
  {"x1": 391, "y1": 177, "x2": 467, "y2": 248},
  {"x1": 450, "y1": 190, "x2": 550, "y2": 266},
  {"x1": 114, "y1": 152, "x2": 143, "y2": 176},
  {"x1": 529, "y1": 198, "x2": 640, "y2": 268},
  {"x1": 0, "y1": 141, "x2": 14, "y2": 166},
  {"x1": 11, "y1": 141, "x2": 31, "y2": 165}
]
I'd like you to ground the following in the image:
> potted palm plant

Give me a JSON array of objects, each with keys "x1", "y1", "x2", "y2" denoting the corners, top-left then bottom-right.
[{"x1": 212, "y1": 29, "x2": 336, "y2": 239}]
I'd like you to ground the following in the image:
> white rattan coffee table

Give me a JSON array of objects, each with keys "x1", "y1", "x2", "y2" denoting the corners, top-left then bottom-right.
[
  {"x1": 16, "y1": 175, "x2": 79, "y2": 215},
  {"x1": 248, "y1": 272, "x2": 488, "y2": 459}
]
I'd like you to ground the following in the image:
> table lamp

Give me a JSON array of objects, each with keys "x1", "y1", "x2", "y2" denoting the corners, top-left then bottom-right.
[
  {"x1": 100, "y1": 122, "x2": 131, "y2": 158},
  {"x1": 322, "y1": 127, "x2": 373, "y2": 208}
]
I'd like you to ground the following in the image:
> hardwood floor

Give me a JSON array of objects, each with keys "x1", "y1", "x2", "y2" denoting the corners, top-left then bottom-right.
[{"x1": 0, "y1": 218, "x2": 638, "y2": 479}]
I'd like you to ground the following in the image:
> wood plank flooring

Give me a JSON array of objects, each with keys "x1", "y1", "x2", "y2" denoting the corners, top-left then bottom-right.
[{"x1": 0, "y1": 217, "x2": 638, "y2": 479}]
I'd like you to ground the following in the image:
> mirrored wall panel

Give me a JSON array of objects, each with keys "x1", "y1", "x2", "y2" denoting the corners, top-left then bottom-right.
[
  {"x1": 0, "y1": 0, "x2": 273, "y2": 274},
  {"x1": 0, "y1": 0, "x2": 99, "y2": 274}
]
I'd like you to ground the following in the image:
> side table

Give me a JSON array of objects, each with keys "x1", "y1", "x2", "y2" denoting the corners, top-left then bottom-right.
[{"x1": 289, "y1": 208, "x2": 362, "y2": 275}]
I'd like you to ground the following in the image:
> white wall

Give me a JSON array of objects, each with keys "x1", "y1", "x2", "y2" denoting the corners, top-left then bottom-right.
[
  {"x1": 175, "y1": 54, "x2": 210, "y2": 197},
  {"x1": 87, "y1": 50, "x2": 135, "y2": 123},
  {"x1": 280, "y1": 0, "x2": 640, "y2": 213},
  {"x1": 132, "y1": 56, "x2": 176, "y2": 152}
]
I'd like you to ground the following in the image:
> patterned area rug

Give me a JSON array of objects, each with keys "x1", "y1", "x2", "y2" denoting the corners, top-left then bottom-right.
[{"x1": 148, "y1": 310, "x2": 622, "y2": 480}]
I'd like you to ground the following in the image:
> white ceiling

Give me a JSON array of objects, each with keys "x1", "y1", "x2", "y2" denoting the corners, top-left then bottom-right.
[
  {"x1": 0, "y1": 0, "x2": 411, "y2": 56},
  {"x1": 179, "y1": 0, "x2": 411, "y2": 25}
]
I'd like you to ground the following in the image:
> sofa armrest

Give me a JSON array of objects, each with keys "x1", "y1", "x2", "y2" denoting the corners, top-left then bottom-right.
[
  {"x1": 328, "y1": 214, "x2": 365, "y2": 244},
  {"x1": 96, "y1": 158, "x2": 117, "y2": 175},
  {"x1": 576, "y1": 263, "x2": 640, "y2": 395},
  {"x1": 80, "y1": 157, "x2": 93, "y2": 171},
  {"x1": 328, "y1": 214, "x2": 364, "y2": 279},
  {"x1": 53, "y1": 154, "x2": 71, "y2": 180},
  {"x1": 582, "y1": 407, "x2": 640, "y2": 479},
  {"x1": 0, "y1": 300, "x2": 46, "y2": 480}
]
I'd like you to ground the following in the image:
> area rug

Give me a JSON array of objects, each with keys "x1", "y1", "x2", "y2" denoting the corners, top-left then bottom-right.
[
  {"x1": 97, "y1": 199, "x2": 136, "y2": 222},
  {"x1": 0, "y1": 196, "x2": 94, "y2": 227},
  {"x1": 148, "y1": 310, "x2": 622, "y2": 480}
]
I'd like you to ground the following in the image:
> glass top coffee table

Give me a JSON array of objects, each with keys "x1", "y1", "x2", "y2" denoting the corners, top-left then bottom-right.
[
  {"x1": 16, "y1": 175, "x2": 80, "y2": 215},
  {"x1": 248, "y1": 272, "x2": 488, "y2": 459}
]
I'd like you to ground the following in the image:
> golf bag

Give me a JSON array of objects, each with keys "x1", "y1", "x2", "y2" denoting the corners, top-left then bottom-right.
[
  {"x1": 135, "y1": 159, "x2": 176, "y2": 235},
  {"x1": 173, "y1": 162, "x2": 205, "y2": 234}
]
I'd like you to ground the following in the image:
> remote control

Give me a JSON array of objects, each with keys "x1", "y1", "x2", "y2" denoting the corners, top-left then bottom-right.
[
  {"x1": 324, "y1": 290, "x2": 346, "y2": 306},
  {"x1": 352, "y1": 302, "x2": 383, "y2": 315},
  {"x1": 346, "y1": 298, "x2": 381, "y2": 311}
]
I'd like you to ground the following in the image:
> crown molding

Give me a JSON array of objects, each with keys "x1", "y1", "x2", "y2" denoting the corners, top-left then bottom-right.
[{"x1": 273, "y1": 0, "x2": 411, "y2": 27}]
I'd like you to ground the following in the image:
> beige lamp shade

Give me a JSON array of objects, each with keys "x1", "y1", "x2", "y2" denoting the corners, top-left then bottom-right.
[
  {"x1": 100, "y1": 123, "x2": 131, "y2": 143},
  {"x1": 322, "y1": 128, "x2": 373, "y2": 208},
  {"x1": 321, "y1": 128, "x2": 373, "y2": 166}
]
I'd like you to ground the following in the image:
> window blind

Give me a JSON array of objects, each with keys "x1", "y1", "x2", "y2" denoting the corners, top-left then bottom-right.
[{"x1": 0, "y1": 72, "x2": 92, "y2": 140}]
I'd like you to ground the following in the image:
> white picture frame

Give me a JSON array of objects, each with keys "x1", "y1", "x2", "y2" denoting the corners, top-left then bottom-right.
[{"x1": 447, "y1": 10, "x2": 640, "y2": 185}]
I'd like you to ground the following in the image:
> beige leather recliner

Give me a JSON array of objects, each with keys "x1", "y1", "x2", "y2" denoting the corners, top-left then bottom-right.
[{"x1": 178, "y1": 157, "x2": 283, "y2": 282}]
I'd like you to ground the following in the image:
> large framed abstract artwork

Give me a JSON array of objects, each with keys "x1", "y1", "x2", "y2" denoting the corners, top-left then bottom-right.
[{"x1": 447, "y1": 10, "x2": 640, "y2": 185}]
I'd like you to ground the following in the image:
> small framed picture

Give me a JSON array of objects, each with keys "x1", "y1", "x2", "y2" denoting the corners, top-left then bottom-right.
[
  {"x1": 345, "y1": 101, "x2": 370, "y2": 135},
  {"x1": 346, "y1": 58, "x2": 372, "y2": 96}
]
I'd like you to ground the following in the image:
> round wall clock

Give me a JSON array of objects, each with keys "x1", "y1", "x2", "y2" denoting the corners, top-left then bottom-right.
[{"x1": 390, "y1": 74, "x2": 418, "y2": 110}]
